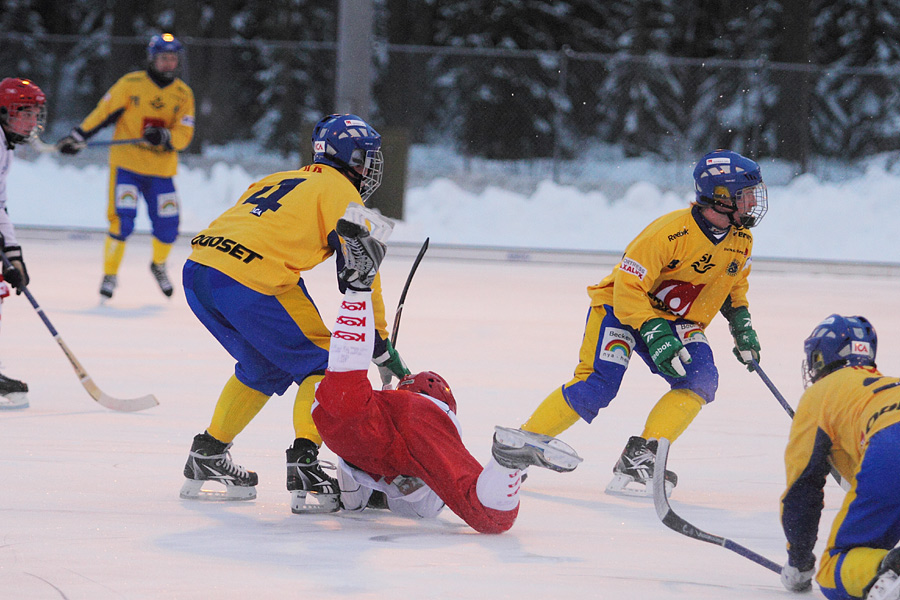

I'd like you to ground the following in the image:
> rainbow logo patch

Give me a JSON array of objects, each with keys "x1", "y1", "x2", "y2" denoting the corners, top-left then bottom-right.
[
  {"x1": 604, "y1": 340, "x2": 631, "y2": 356},
  {"x1": 599, "y1": 327, "x2": 636, "y2": 367},
  {"x1": 676, "y1": 323, "x2": 708, "y2": 344}
]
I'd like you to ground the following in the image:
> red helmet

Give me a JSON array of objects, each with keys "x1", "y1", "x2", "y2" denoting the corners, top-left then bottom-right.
[
  {"x1": 397, "y1": 371, "x2": 457, "y2": 414},
  {"x1": 0, "y1": 78, "x2": 46, "y2": 143}
]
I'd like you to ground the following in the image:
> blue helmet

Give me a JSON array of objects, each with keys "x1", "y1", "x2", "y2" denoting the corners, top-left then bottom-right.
[
  {"x1": 693, "y1": 149, "x2": 768, "y2": 229},
  {"x1": 147, "y1": 33, "x2": 183, "y2": 58},
  {"x1": 802, "y1": 314, "x2": 877, "y2": 386},
  {"x1": 312, "y1": 114, "x2": 383, "y2": 201}
]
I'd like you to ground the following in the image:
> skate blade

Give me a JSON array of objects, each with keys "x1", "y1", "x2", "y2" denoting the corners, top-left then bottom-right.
[
  {"x1": 179, "y1": 479, "x2": 256, "y2": 501},
  {"x1": 0, "y1": 392, "x2": 29, "y2": 409},
  {"x1": 605, "y1": 474, "x2": 673, "y2": 498},
  {"x1": 291, "y1": 490, "x2": 340, "y2": 514},
  {"x1": 870, "y1": 574, "x2": 900, "y2": 600},
  {"x1": 494, "y1": 426, "x2": 583, "y2": 471}
]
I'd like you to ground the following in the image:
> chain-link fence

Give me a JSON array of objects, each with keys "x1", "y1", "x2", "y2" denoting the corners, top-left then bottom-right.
[{"x1": 5, "y1": 32, "x2": 900, "y2": 186}]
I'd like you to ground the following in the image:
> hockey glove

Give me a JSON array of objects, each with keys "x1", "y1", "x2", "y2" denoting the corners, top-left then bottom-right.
[
  {"x1": 2, "y1": 246, "x2": 29, "y2": 293},
  {"x1": 781, "y1": 558, "x2": 815, "y2": 592},
  {"x1": 142, "y1": 126, "x2": 172, "y2": 149},
  {"x1": 640, "y1": 318, "x2": 692, "y2": 378},
  {"x1": 726, "y1": 306, "x2": 760, "y2": 371},
  {"x1": 56, "y1": 128, "x2": 86, "y2": 155},
  {"x1": 373, "y1": 339, "x2": 410, "y2": 383}
]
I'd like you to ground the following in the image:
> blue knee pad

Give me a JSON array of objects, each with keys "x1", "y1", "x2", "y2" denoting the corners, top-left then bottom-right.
[
  {"x1": 636, "y1": 327, "x2": 720, "y2": 403},
  {"x1": 671, "y1": 344, "x2": 719, "y2": 404},
  {"x1": 152, "y1": 217, "x2": 179, "y2": 245},
  {"x1": 562, "y1": 369, "x2": 624, "y2": 423}
]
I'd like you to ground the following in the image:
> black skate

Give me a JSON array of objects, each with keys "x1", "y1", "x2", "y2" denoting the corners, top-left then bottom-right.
[
  {"x1": 0, "y1": 372, "x2": 29, "y2": 409},
  {"x1": 606, "y1": 436, "x2": 678, "y2": 498},
  {"x1": 99, "y1": 274, "x2": 117, "y2": 300},
  {"x1": 150, "y1": 262, "x2": 174, "y2": 297},
  {"x1": 180, "y1": 432, "x2": 258, "y2": 501},
  {"x1": 492, "y1": 426, "x2": 583, "y2": 472},
  {"x1": 336, "y1": 204, "x2": 393, "y2": 291},
  {"x1": 865, "y1": 548, "x2": 900, "y2": 600},
  {"x1": 286, "y1": 438, "x2": 340, "y2": 513}
]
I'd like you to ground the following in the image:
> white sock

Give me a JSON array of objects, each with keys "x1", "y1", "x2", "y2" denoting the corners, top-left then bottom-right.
[
  {"x1": 476, "y1": 457, "x2": 521, "y2": 511},
  {"x1": 328, "y1": 290, "x2": 374, "y2": 372}
]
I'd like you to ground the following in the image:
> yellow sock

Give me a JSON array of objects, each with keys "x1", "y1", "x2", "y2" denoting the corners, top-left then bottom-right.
[
  {"x1": 151, "y1": 238, "x2": 173, "y2": 265},
  {"x1": 521, "y1": 386, "x2": 581, "y2": 437},
  {"x1": 293, "y1": 374, "x2": 324, "y2": 445},
  {"x1": 641, "y1": 389, "x2": 705, "y2": 442},
  {"x1": 206, "y1": 375, "x2": 270, "y2": 443},
  {"x1": 103, "y1": 237, "x2": 126, "y2": 276}
]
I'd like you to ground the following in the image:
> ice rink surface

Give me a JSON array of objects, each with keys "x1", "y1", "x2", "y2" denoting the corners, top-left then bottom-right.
[{"x1": 2, "y1": 230, "x2": 899, "y2": 599}]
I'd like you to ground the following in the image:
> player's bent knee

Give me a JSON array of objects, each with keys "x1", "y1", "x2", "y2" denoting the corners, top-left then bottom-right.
[{"x1": 152, "y1": 220, "x2": 179, "y2": 245}]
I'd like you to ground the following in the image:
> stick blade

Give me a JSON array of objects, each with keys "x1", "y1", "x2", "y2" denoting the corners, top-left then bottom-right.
[
  {"x1": 652, "y1": 437, "x2": 674, "y2": 519},
  {"x1": 82, "y1": 377, "x2": 159, "y2": 412}
]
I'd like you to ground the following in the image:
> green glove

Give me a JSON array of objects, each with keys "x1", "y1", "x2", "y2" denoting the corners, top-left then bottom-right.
[
  {"x1": 373, "y1": 339, "x2": 410, "y2": 383},
  {"x1": 640, "y1": 318, "x2": 692, "y2": 378},
  {"x1": 727, "y1": 306, "x2": 760, "y2": 371}
]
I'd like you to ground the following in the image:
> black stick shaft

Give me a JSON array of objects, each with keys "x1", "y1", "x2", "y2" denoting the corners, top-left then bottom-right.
[
  {"x1": 390, "y1": 238, "x2": 429, "y2": 347},
  {"x1": 749, "y1": 359, "x2": 844, "y2": 488}
]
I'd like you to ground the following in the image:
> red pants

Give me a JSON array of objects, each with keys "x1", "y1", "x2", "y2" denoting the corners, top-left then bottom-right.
[{"x1": 314, "y1": 369, "x2": 517, "y2": 533}]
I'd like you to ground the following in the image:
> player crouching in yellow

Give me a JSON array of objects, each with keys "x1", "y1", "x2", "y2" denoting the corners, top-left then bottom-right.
[
  {"x1": 513, "y1": 149, "x2": 768, "y2": 497},
  {"x1": 178, "y1": 114, "x2": 408, "y2": 513},
  {"x1": 780, "y1": 315, "x2": 900, "y2": 600}
]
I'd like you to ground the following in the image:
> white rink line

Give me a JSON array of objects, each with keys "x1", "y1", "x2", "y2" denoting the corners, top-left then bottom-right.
[{"x1": 17, "y1": 225, "x2": 900, "y2": 278}]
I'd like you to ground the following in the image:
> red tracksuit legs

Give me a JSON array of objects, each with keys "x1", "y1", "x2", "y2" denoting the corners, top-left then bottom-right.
[{"x1": 314, "y1": 369, "x2": 517, "y2": 533}]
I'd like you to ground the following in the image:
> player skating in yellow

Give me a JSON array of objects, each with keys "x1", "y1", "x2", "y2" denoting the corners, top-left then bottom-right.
[
  {"x1": 57, "y1": 34, "x2": 195, "y2": 300},
  {"x1": 515, "y1": 149, "x2": 768, "y2": 497}
]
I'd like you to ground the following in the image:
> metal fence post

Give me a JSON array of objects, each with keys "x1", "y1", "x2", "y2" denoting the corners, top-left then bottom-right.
[{"x1": 552, "y1": 45, "x2": 570, "y2": 184}]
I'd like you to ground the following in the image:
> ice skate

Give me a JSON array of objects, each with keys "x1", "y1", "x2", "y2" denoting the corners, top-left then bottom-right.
[
  {"x1": 180, "y1": 432, "x2": 258, "y2": 501},
  {"x1": 336, "y1": 204, "x2": 393, "y2": 291},
  {"x1": 492, "y1": 426, "x2": 583, "y2": 473},
  {"x1": 150, "y1": 262, "x2": 174, "y2": 297},
  {"x1": 865, "y1": 548, "x2": 900, "y2": 600},
  {"x1": 99, "y1": 274, "x2": 117, "y2": 301},
  {"x1": 286, "y1": 438, "x2": 340, "y2": 513},
  {"x1": 0, "y1": 372, "x2": 28, "y2": 409},
  {"x1": 606, "y1": 436, "x2": 677, "y2": 498}
]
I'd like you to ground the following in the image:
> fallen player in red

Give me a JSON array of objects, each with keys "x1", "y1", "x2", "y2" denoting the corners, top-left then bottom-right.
[{"x1": 311, "y1": 205, "x2": 582, "y2": 533}]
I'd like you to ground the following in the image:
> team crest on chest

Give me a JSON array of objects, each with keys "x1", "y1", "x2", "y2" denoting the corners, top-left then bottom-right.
[
  {"x1": 726, "y1": 260, "x2": 739, "y2": 276},
  {"x1": 650, "y1": 280, "x2": 706, "y2": 317}
]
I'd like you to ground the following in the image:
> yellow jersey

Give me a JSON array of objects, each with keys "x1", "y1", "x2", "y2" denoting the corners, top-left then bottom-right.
[
  {"x1": 79, "y1": 70, "x2": 195, "y2": 177},
  {"x1": 188, "y1": 164, "x2": 389, "y2": 337},
  {"x1": 781, "y1": 365, "x2": 900, "y2": 563},
  {"x1": 784, "y1": 365, "x2": 900, "y2": 494},
  {"x1": 588, "y1": 205, "x2": 752, "y2": 331}
]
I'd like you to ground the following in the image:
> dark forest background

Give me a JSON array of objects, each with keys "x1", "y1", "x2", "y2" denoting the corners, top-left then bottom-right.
[{"x1": 3, "y1": 0, "x2": 900, "y2": 168}]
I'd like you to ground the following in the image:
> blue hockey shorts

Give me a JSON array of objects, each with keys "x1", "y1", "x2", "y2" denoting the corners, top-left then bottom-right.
[
  {"x1": 182, "y1": 260, "x2": 331, "y2": 396},
  {"x1": 818, "y1": 423, "x2": 900, "y2": 600},
  {"x1": 561, "y1": 304, "x2": 719, "y2": 423},
  {"x1": 108, "y1": 167, "x2": 179, "y2": 243}
]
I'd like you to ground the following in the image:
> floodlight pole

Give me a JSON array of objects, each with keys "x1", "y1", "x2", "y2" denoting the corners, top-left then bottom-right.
[{"x1": 336, "y1": 0, "x2": 374, "y2": 118}]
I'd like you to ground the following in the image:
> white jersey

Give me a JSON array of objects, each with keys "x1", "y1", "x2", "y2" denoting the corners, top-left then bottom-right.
[{"x1": 0, "y1": 128, "x2": 19, "y2": 248}]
